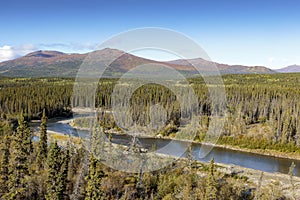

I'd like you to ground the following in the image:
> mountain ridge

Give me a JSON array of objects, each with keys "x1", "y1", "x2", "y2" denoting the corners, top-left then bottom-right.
[
  {"x1": 276, "y1": 65, "x2": 300, "y2": 73},
  {"x1": 0, "y1": 48, "x2": 276, "y2": 77}
]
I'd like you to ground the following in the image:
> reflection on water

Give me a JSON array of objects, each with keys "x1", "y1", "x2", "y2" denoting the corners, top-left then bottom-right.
[{"x1": 31, "y1": 119, "x2": 300, "y2": 176}]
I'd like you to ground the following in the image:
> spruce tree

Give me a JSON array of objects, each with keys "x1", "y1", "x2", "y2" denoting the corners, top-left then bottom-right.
[
  {"x1": 58, "y1": 144, "x2": 70, "y2": 198},
  {"x1": 45, "y1": 142, "x2": 66, "y2": 200},
  {"x1": 0, "y1": 136, "x2": 10, "y2": 196},
  {"x1": 18, "y1": 114, "x2": 33, "y2": 155},
  {"x1": 205, "y1": 158, "x2": 218, "y2": 200},
  {"x1": 85, "y1": 155, "x2": 105, "y2": 200},
  {"x1": 6, "y1": 114, "x2": 32, "y2": 199},
  {"x1": 288, "y1": 162, "x2": 296, "y2": 200},
  {"x1": 37, "y1": 109, "x2": 48, "y2": 169}
]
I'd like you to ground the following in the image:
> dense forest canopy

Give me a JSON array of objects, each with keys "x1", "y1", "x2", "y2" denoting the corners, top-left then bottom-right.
[
  {"x1": 1, "y1": 73, "x2": 300, "y2": 147},
  {"x1": 1, "y1": 73, "x2": 300, "y2": 199}
]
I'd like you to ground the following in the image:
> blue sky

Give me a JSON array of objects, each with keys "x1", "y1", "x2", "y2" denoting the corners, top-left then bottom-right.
[{"x1": 1, "y1": 0, "x2": 300, "y2": 69}]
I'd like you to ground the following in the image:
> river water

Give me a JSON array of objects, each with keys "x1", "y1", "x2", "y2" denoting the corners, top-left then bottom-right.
[{"x1": 31, "y1": 118, "x2": 300, "y2": 177}]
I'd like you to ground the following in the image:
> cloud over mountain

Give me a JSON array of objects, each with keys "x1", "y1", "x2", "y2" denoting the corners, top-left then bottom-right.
[
  {"x1": 0, "y1": 46, "x2": 16, "y2": 62},
  {"x1": 0, "y1": 44, "x2": 37, "y2": 62}
]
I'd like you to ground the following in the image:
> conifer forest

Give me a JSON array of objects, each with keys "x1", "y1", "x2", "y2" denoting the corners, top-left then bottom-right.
[{"x1": 1, "y1": 73, "x2": 300, "y2": 199}]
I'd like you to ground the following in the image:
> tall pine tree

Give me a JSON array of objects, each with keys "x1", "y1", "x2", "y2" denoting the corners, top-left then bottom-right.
[
  {"x1": 58, "y1": 144, "x2": 70, "y2": 198},
  {"x1": 0, "y1": 136, "x2": 10, "y2": 197},
  {"x1": 37, "y1": 109, "x2": 48, "y2": 169},
  {"x1": 45, "y1": 142, "x2": 68, "y2": 200},
  {"x1": 85, "y1": 155, "x2": 105, "y2": 200},
  {"x1": 205, "y1": 158, "x2": 218, "y2": 200},
  {"x1": 6, "y1": 114, "x2": 32, "y2": 199}
]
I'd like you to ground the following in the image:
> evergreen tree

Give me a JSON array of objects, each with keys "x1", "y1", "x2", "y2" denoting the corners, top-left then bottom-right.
[
  {"x1": 6, "y1": 114, "x2": 32, "y2": 199},
  {"x1": 186, "y1": 145, "x2": 194, "y2": 169},
  {"x1": 0, "y1": 136, "x2": 10, "y2": 196},
  {"x1": 0, "y1": 120, "x2": 12, "y2": 138},
  {"x1": 37, "y1": 109, "x2": 48, "y2": 169},
  {"x1": 288, "y1": 162, "x2": 296, "y2": 200},
  {"x1": 205, "y1": 158, "x2": 218, "y2": 200},
  {"x1": 254, "y1": 171, "x2": 264, "y2": 200},
  {"x1": 85, "y1": 155, "x2": 105, "y2": 200},
  {"x1": 91, "y1": 125, "x2": 105, "y2": 157},
  {"x1": 45, "y1": 142, "x2": 66, "y2": 200},
  {"x1": 17, "y1": 114, "x2": 33, "y2": 154},
  {"x1": 58, "y1": 144, "x2": 70, "y2": 198}
]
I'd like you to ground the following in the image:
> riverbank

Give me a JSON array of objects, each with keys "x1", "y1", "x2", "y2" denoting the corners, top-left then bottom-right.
[
  {"x1": 209, "y1": 142, "x2": 300, "y2": 161},
  {"x1": 62, "y1": 116, "x2": 300, "y2": 161},
  {"x1": 216, "y1": 162, "x2": 300, "y2": 199},
  {"x1": 169, "y1": 137, "x2": 300, "y2": 161}
]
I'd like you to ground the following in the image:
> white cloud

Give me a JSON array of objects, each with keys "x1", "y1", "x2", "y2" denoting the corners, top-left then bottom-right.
[
  {"x1": 0, "y1": 44, "x2": 37, "y2": 62},
  {"x1": 0, "y1": 42, "x2": 98, "y2": 62},
  {"x1": 0, "y1": 46, "x2": 16, "y2": 62},
  {"x1": 0, "y1": 42, "x2": 100, "y2": 62}
]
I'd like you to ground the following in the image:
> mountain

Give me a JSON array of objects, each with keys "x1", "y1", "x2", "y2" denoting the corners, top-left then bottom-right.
[
  {"x1": 0, "y1": 50, "x2": 86, "y2": 77},
  {"x1": 168, "y1": 58, "x2": 275, "y2": 75},
  {"x1": 276, "y1": 65, "x2": 300, "y2": 73},
  {"x1": 0, "y1": 48, "x2": 276, "y2": 77}
]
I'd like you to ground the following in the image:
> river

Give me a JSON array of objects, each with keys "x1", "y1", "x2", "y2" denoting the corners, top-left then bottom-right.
[{"x1": 30, "y1": 118, "x2": 300, "y2": 177}]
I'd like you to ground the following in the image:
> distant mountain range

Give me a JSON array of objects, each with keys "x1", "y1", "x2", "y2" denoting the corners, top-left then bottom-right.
[
  {"x1": 0, "y1": 48, "x2": 293, "y2": 77},
  {"x1": 275, "y1": 65, "x2": 300, "y2": 73}
]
